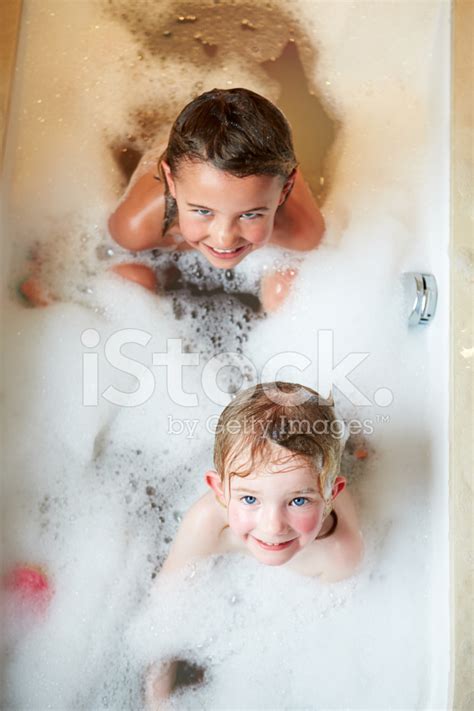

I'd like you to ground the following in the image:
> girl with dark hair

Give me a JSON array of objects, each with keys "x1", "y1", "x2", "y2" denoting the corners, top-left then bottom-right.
[
  {"x1": 108, "y1": 88, "x2": 325, "y2": 311},
  {"x1": 18, "y1": 88, "x2": 325, "y2": 311}
]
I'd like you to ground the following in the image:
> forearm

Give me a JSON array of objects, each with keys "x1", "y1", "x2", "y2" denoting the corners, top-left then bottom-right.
[{"x1": 145, "y1": 660, "x2": 178, "y2": 710}]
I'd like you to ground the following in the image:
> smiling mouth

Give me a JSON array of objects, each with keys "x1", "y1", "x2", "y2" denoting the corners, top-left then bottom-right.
[
  {"x1": 203, "y1": 244, "x2": 250, "y2": 259},
  {"x1": 253, "y1": 537, "x2": 296, "y2": 552}
]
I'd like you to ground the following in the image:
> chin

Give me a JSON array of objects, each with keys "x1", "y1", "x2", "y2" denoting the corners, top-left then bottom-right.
[
  {"x1": 247, "y1": 540, "x2": 297, "y2": 567},
  {"x1": 258, "y1": 556, "x2": 291, "y2": 567}
]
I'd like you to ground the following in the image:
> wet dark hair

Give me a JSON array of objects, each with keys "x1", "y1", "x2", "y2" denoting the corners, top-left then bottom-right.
[{"x1": 156, "y1": 88, "x2": 298, "y2": 233}]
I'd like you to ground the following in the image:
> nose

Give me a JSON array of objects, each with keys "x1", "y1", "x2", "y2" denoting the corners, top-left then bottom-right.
[
  {"x1": 210, "y1": 217, "x2": 241, "y2": 248},
  {"x1": 259, "y1": 505, "x2": 288, "y2": 537}
]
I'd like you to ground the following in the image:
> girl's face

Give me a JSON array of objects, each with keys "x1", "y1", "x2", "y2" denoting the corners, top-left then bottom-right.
[
  {"x1": 207, "y1": 448, "x2": 345, "y2": 567},
  {"x1": 162, "y1": 160, "x2": 294, "y2": 269}
]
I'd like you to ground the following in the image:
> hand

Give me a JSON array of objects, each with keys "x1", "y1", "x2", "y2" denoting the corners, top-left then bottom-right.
[
  {"x1": 18, "y1": 243, "x2": 56, "y2": 307},
  {"x1": 260, "y1": 267, "x2": 298, "y2": 312},
  {"x1": 144, "y1": 661, "x2": 177, "y2": 710}
]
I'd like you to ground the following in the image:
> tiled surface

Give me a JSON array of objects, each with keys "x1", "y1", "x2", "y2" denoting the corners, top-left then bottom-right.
[{"x1": 0, "y1": 0, "x2": 472, "y2": 704}]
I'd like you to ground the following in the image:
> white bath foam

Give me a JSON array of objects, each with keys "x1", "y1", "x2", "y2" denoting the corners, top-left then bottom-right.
[
  {"x1": 124, "y1": 519, "x2": 431, "y2": 711},
  {"x1": 2, "y1": 263, "x2": 216, "y2": 500},
  {"x1": 2, "y1": 0, "x2": 450, "y2": 709},
  {"x1": 321, "y1": 105, "x2": 433, "y2": 243},
  {"x1": 3, "y1": 302, "x2": 113, "y2": 471},
  {"x1": 1, "y1": 268, "x2": 196, "y2": 566},
  {"x1": 241, "y1": 216, "x2": 416, "y2": 413},
  {"x1": 3, "y1": 481, "x2": 148, "y2": 710},
  {"x1": 84, "y1": 273, "x2": 229, "y2": 465},
  {"x1": 127, "y1": 554, "x2": 363, "y2": 708},
  {"x1": 281, "y1": 2, "x2": 446, "y2": 244},
  {"x1": 292, "y1": 0, "x2": 445, "y2": 102}
]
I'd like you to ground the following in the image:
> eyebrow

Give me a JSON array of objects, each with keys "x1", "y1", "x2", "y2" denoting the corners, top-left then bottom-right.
[
  {"x1": 187, "y1": 203, "x2": 270, "y2": 212},
  {"x1": 232, "y1": 487, "x2": 319, "y2": 495}
]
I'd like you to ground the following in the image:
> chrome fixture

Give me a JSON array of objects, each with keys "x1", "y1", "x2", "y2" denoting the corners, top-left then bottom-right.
[{"x1": 402, "y1": 272, "x2": 438, "y2": 326}]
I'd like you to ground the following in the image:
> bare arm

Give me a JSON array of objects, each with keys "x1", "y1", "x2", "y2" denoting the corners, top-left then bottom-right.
[
  {"x1": 108, "y1": 170, "x2": 167, "y2": 252},
  {"x1": 260, "y1": 170, "x2": 326, "y2": 311},
  {"x1": 159, "y1": 493, "x2": 221, "y2": 576},
  {"x1": 108, "y1": 139, "x2": 181, "y2": 252},
  {"x1": 271, "y1": 168, "x2": 326, "y2": 251}
]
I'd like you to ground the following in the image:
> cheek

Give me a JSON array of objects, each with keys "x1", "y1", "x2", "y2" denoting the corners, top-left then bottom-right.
[
  {"x1": 290, "y1": 510, "x2": 323, "y2": 535},
  {"x1": 228, "y1": 504, "x2": 254, "y2": 536},
  {"x1": 176, "y1": 214, "x2": 204, "y2": 242},
  {"x1": 243, "y1": 220, "x2": 273, "y2": 245}
]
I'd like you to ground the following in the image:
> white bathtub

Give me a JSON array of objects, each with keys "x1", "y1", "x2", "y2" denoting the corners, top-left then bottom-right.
[{"x1": 1, "y1": 1, "x2": 455, "y2": 709}]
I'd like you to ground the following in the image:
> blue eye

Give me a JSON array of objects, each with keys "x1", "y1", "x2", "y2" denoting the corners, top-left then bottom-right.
[
  {"x1": 291, "y1": 497, "x2": 308, "y2": 507},
  {"x1": 241, "y1": 495, "x2": 257, "y2": 505},
  {"x1": 240, "y1": 212, "x2": 260, "y2": 220},
  {"x1": 193, "y1": 208, "x2": 212, "y2": 216}
]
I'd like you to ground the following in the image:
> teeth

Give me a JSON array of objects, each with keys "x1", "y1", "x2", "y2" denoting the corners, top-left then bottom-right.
[{"x1": 210, "y1": 246, "x2": 242, "y2": 254}]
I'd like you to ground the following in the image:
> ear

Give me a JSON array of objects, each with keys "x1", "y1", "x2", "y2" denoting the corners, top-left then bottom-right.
[
  {"x1": 204, "y1": 470, "x2": 226, "y2": 504},
  {"x1": 160, "y1": 160, "x2": 176, "y2": 198},
  {"x1": 278, "y1": 168, "x2": 297, "y2": 206},
  {"x1": 331, "y1": 476, "x2": 346, "y2": 501}
]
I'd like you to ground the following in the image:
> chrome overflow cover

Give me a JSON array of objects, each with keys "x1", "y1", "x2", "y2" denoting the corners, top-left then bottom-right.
[{"x1": 402, "y1": 272, "x2": 438, "y2": 326}]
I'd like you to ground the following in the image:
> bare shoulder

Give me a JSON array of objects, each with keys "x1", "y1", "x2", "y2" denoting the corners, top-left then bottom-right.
[
  {"x1": 108, "y1": 138, "x2": 172, "y2": 252},
  {"x1": 159, "y1": 492, "x2": 227, "y2": 576},
  {"x1": 288, "y1": 488, "x2": 364, "y2": 581},
  {"x1": 185, "y1": 491, "x2": 226, "y2": 533},
  {"x1": 271, "y1": 168, "x2": 326, "y2": 251},
  {"x1": 319, "y1": 489, "x2": 364, "y2": 582}
]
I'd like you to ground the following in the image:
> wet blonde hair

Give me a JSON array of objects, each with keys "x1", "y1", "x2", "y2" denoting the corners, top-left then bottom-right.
[{"x1": 213, "y1": 382, "x2": 344, "y2": 500}]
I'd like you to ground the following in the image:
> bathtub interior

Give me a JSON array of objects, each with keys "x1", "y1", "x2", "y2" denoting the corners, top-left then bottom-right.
[{"x1": 1, "y1": 1, "x2": 450, "y2": 709}]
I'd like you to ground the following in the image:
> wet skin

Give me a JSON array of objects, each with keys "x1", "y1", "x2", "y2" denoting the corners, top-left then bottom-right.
[
  {"x1": 158, "y1": 441, "x2": 363, "y2": 580},
  {"x1": 161, "y1": 159, "x2": 295, "y2": 269},
  {"x1": 205, "y1": 449, "x2": 346, "y2": 569}
]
